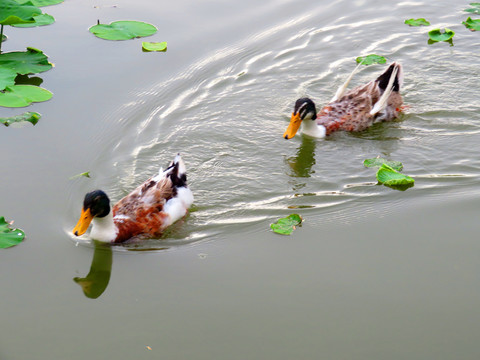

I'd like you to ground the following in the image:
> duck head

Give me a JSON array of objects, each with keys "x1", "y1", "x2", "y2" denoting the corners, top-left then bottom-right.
[
  {"x1": 283, "y1": 98, "x2": 317, "y2": 139},
  {"x1": 73, "y1": 190, "x2": 111, "y2": 236}
]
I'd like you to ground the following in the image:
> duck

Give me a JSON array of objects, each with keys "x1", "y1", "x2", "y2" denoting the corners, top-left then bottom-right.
[
  {"x1": 283, "y1": 62, "x2": 403, "y2": 139},
  {"x1": 72, "y1": 154, "x2": 194, "y2": 243}
]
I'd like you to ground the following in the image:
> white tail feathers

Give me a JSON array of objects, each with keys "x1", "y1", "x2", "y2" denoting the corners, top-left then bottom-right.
[
  {"x1": 330, "y1": 62, "x2": 363, "y2": 103},
  {"x1": 370, "y1": 65, "x2": 399, "y2": 116}
]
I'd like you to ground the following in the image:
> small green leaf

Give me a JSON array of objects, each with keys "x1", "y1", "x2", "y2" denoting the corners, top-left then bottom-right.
[
  {"x1": 271, "y1": 214, "x2": 303, "y2": 235},
  {"x1": 0, "y1": 111, "x2": 40, "y2": 126},
  {"x1": 142, "y1": 41, "x2": 167, "y2": 52},
  {"x1": 376, "y1": 164, "x2": 414, "y2": 186},
  {"x1": 355, "y1": 54, "x2": 387, "y2": 66},
  {"x1": 14, "y1": 0, "x2": 64, "y2": 6},
  {"x1": 0, "y1": 216, "x2": 25, "y2": 249},
  {"x1": 462, "y1": 17, "x2": 480, "y2": 31},
  {"x1": 0, "y1": 47, "x2": 53, "y2": 75},
  {"x1": 12, "y1": 13, "x2": 54, "y2": 27},
  {"x1": 89, "y1": 20, "x2": 157, "y2": 40},
  {"x1": 364, "y1": 157, "x2": 403, "y2": 171},
  {"x1": 0, "y1": 67, "x2": 17, "y2": 90},
  {"x1": 464, "y1": 2, "x2": 480, "y2": 14},
  {"x1": 69, "y1": 171, "x2": 91, "y2": 180},
  {"x1": 404, "y1": 18, "x2": 430, "y2": 26},
  {"x1": 428, "y1": 28, "x2": 455, "y2": 42},
  {"x1": 0, "y1": 85, "x2": 52, "y2": 108},
  {"x1": 0, "y1": 0, "x2": 41, "y2": 25}
]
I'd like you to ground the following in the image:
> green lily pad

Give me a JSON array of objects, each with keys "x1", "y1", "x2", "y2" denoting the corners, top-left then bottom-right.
[
  {"x1": 12, "y1": 13, "x2": 54, "y2": 27},
  {"x1": 364, "y1": 157, "x2": 403, "y2": 171},
  {"x1": 271, "y1": 214, "x2": 303, "y2": 235},
  {"x1": 14, "y1": 0, "x2": 64, "y2": 6},
  {"x1": 0, "y1": 85, "x2": 52, "y2": 107},
  {"x1": 428, "y1": 28, "x2": 455, "y2": 42},
  {"x1": 0, "y1": 47, "x2": 52, "y2": 74},
  {"x1": 142, "y1": 41, "x2": 167, "y2": 52},
  {"x1": 0, "y1": 67, "x2": 17, "y2": 89},
  {"x1": 465, "y1": 2, "x2": 480, "y2": 14},
  {"x1": 89, "y1": 20, "x2": 157, "y2": 40},
  {"x1": 376, "y1": 164, "x2": 414, "y2": 186},
  {"x1": 69, "y1": 171, "x2": 91, "y2": 180},
  {"x1": 462, "y1": 17, "x2": 480, "y2": 31},
  {"x1": 0, "y1": 0, "x2": 41, "y2": 25},
  {"x1": 355, "y1": 54, "x2": 387, "y2": 66},
  {"x1": 0, "y1": 111, "x2": 40, "y2": 126},
  {"x1": 404, "y1": 18, "x2": 430, "y2": 26},
  {"x1": 0, "y1": 216, "x2": 25, "y2": 249},
  {"x1": 14, "y1": 73, "x2": 43, "y2": 86}
]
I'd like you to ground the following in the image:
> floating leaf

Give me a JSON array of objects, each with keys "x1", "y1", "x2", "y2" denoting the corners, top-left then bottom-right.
[
  {"x1": 364, "y1": 157, "x2": 403, "y2": 171},
  {"x1": 271, "y1": 214, "x2": 302, "y2": 235},
  {"x1": 462, "y1": 17, "x2": 480, "y2": 31},
  {"x1": 14, "y1": 73, "x2": 43, "y2": 86},
  {"x1": 464, "y1": 2, "x2": 480, "y2": 14},
  {"x1": 14, "y1": 0, "x2": 64, "y2": 6},
  {"x1": 0, "y1": 67, "x2": 17, "y2": 89},
  {"x1": 0, "y1": 111, "x2": 40, "y2": 126},
  {"x1": 0, "y1": 85, "x2": 52, "y2": 107},
  {"x1": 142, "y1": 41, "x2": 167, "y2": 52},
  {"x1": 376, "y1": 164, "x2": 414, "y2": 186},
  {"x1": 404, "y1": 18, "x2": 430, "y2": 26},
  {"x1": 89, "y1": 20, "x2": 157, "y2": 40},
  {"x1": 0, "y1": 0, "x2": 41, "y2": 25},
  {"x1": 428, "y1": 28, "x2": 455, "y2": 42},
  {"x1": 12, "y1": 13, "x2": 54, "y2": 27},
  {"x1": 69, "y1": 171, "x2": 91, "y2": 180},
  {"x1": 355, "y1": 54, "x2": 387, "y2": 66},
  {"x1": 0, "y1": 47, "x2": 53, "y2": 74},
  {"x1": 0, "y1": 216, "x2": 25, "y2": 249}
]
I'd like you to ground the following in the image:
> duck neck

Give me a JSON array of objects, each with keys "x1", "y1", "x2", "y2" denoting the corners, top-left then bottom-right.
[
  {"x1": 302, "y1": 119, "x2": 326, "y2": 138},
  {"x1": 90, "y1": 210, "x2": 117, "y2": 243}
]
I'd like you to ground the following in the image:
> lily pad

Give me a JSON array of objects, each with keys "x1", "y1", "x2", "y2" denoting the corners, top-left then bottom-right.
[
  {"x1": 463, "y1": 17, "x2": 480, "y2": 31},
  {"x1": 0, "y1": 111, "x2": 40, "y2": 126},
  {"x1": 142, "y1": 41, "x2": 167, "y2": 52},
  {"x1": 12, "y1": 13, "x2": 54, "y2": 27},
  {"x1": 404, "y1": 18, "x2": 430, "y2": 26},
  {"x1": 14, "y1": 73, "x2": 43, "y2": 86},
  {"x1": 271, "y1": 214, "x2": 302, "y2": 235},
  {"x1": 0, "y1": 0, "x2": 41, "y2": 25},
  {"x1": 14, "y1": 0, "x2": 64, "y2": 6},
  {"x1": 89, "y1": 20, "x2": 157, "y2": 40},
  {"x1": 376, "y1": 164, "x2": 414, "y2": 186},
  {"x1": 0, "y1": 216, "x2": 25, "y2": 249},
  {"x1": 0, "y1": 85, "x2": 52, "y2": 107},
  {"x1": 364, "y1": 157, "x2": 403, "y2": 171},
  {"x1": 464, "y1": 2, "x2": 480, "y2": 14},
  {"x1": 0, "y1": 67, "x2": 17, "y2": 89},
  {"x1": 0, "y1": 47, "x2": 52, "y2": 74},
  {"x1": 356, "y1": 54, "x2": 387, "y2": 66},
  {"x1": 428, "y1": 28, "x2": 455, "y2": 42}
]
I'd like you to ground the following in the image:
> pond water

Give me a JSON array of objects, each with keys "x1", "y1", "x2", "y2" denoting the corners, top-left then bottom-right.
[{"x1": 2, "y1": 0, "x2": 480, "y2": 358}]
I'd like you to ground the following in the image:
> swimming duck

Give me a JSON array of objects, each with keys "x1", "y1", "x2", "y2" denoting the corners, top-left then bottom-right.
[
  {"x1": 283, "y1": 62, "x2": 403, "y2": 139},
  {"x1": 72, "y1": 154, "x2": 193, "y2": 243}
]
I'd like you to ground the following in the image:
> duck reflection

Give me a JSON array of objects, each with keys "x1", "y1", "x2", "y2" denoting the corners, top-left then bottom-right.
[
  {"x1": 285, "y1": 135, "x2": 316, "y2": 178},
  {"x1": 73, "y1": 241, "x2": 112, "y2": 299}
]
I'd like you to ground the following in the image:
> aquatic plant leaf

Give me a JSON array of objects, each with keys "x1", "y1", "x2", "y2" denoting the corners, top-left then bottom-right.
[
  {"x1": 0, "y1": 217, "x2": 25, "y2": 249},
  {"x1": 14, "y1": 73, "x2": 43, "y2": 86},
  {"x1": 0, "y1": 67, "x2": 17, "y2": 89},
  {"x1": 404, "y1": 18, "x2": 430, "y2": 26},
  {"x1": 271, "y1": 214, "x2": 302, "y2": 235},
  {"x1": 0, "y1": 47, "x2": 52, "y2": 74},
  {"x1": 376, "y1": 164, "x2": 414, "y2": 186},
  {"x1": 464, "y1": 2, "x2": 480, "y2": 14},
  {"x1": 142, "y1": 41, "x2": 167, "y2": 52},
  {"x1": 355, "y1": 54, "x2": 386, "y2": 66},
  {"x1": 364, "y1": 157, "x2": 403, "y2": 171},
  {"x1": 14, "y1": 0, "x2": 64, "y2": 6},
  {"x1": 69, "y1": 171, "x2": 91, "y2": 180},
  {"x1": 462, "y1": 17, "x2": 480, "y2": 31},
  {"x1": 0, "y1": 0, "x2": 41, "y2": 25},
  {"x1": 12, "y1": 13, "x2": 54, "y2": 27},
  {"x1": 89, "y1": 21, "x2": 157, "y2": 40},
  {"x1": 0, "y1": 85, "x2": 52, "y2": 107},
  {"x1": 0, "y1": 111, "x2": 40, "y2": 126},
  {"x1": 428, "y1": 28, "x2": 455, "y2": 42}
]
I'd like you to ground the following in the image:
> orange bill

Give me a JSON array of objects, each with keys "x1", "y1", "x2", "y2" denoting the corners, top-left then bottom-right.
[
  {"x1": 283, "y1": 113, "x2": 302, "y2": 139},
  {"x1": 72, "y1": 207, "x2": 93, "y2": 236}
]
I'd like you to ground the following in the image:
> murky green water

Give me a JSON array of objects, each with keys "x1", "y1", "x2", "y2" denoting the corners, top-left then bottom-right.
[{"x1": 2, "y1": 0, "x2": 480, "y2": 359}]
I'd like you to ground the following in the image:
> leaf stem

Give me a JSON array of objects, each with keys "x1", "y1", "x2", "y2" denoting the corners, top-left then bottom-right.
[{"x1": 0, "y1": 25, "x2": 4, "y2": 53}]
